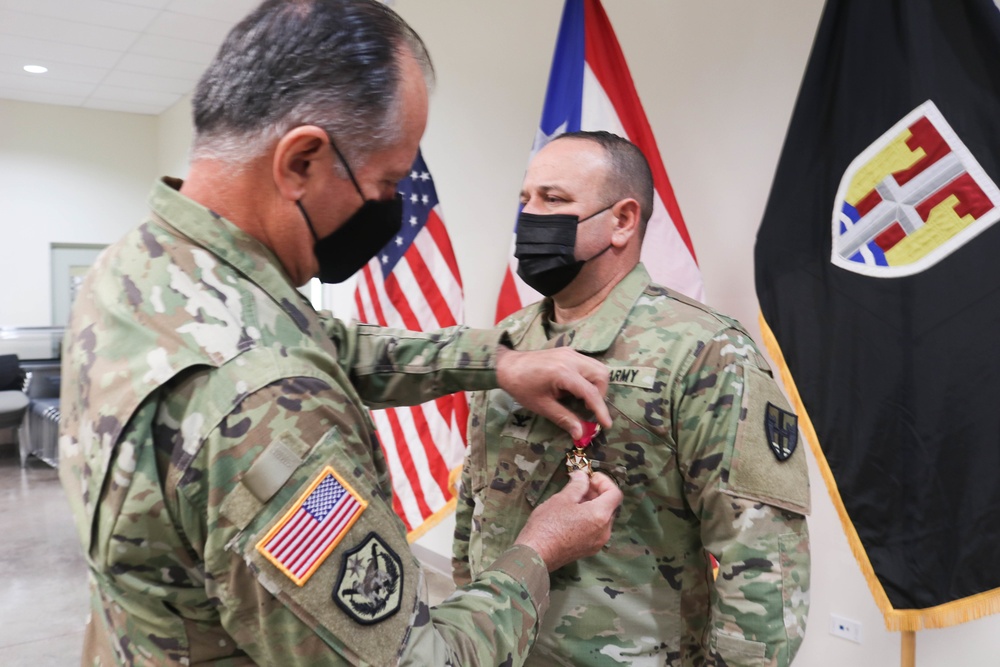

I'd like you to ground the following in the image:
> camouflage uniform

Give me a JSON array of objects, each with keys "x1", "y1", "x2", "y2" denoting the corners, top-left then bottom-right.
[
  {"x1": 59, "y1": 178, "x2": 551, "y2": 666},
  {"x1": 454, "y1": 264, "x2": 810, "y2": 667}
]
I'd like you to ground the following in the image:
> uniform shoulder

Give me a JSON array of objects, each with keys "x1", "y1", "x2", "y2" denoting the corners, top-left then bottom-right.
[{"x1": 637, "y1": 282, "x2": 750, "y2": 339}]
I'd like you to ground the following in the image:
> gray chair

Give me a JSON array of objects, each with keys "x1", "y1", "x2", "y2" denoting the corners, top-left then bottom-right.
[
  {"x1": 19, "y1": 365, "x2": 61, "y2": 467},
  {"x1": 0, "y1": 354, "x2": 29, "y2": 447}
]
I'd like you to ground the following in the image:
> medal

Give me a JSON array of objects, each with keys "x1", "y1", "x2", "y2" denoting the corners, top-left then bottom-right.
[{"x1": 565, "y1": 422, "x2": 601, "y2": 476}]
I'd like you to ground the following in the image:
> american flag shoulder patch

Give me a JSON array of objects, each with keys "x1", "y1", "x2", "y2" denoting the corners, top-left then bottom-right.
[{"x1": 256, "y1": 466, "x2": 368, "y2": 587}]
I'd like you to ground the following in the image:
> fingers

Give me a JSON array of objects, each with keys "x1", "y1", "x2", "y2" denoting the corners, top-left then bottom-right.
[
  {"x1": 562, "y1": 373, "x2": 611, "y2": 430},
  {"x1": 536, "y1": 398, "x2": 584, "y2": 440},
  {"x1": 558, "y1": 470, "x2": 591, "y2": 502},
  {"x1": 586, "y1": 473, "x2": 623, "y2": 512}
]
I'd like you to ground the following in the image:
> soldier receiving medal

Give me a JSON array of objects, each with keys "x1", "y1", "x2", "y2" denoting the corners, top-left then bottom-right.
[{"x1": 454, "y1": 130, "x2": 811, "y2": 667}]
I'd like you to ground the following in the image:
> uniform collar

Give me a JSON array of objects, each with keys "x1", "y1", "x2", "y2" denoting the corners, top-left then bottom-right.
[
  {"x1": 507, "y1": 263, "x2": 651, "y2": 354},
  {"x1": 149, "y1": 177, "x2": 308, "y2": 308}
]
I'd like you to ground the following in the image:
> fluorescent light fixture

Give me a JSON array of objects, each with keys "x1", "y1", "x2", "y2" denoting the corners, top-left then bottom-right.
[{"x1": 23, "y1": 65, "x2": 48, "y2": 74}]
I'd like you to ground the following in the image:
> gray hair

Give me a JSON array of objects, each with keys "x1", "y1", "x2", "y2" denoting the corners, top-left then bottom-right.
[
  {"x1": 553, "y1": 130, "x2": 655, "y2": 237},
  {"x1": 190, "y1": 0, "x2": 433, "y2": 169}
]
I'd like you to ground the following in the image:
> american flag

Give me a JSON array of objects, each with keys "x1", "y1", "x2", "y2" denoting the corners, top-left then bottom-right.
[
  {"x1": 352, "y1": 150, "x2": 469, "y2": 538},
  {"x1": 257, "y1": 467, "x2": 366, "y2": 586},
  {"x1": 495, "y1": 0, "x2": 703, "y2": 322}
]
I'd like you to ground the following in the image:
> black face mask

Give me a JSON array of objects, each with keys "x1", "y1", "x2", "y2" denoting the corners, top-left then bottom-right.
[
  {"x1": 297, "y1": 137, "x2": 402, "y2": 284},
  {"x1": 514, "y1": 206, "x2": 613, "y2": 296}
]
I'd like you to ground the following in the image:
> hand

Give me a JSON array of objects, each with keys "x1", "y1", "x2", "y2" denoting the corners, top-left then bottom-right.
[
  {"x1": 514, "y1": 471, "x2": 623, "y2": 572},
  {"x1": 495, "y1": 346, "x2": 611, "y2": 440}
]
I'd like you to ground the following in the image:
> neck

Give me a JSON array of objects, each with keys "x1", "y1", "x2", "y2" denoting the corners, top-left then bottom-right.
[
  {"x1": 551, "y1": 260, "x2": 636, "y2": 324},
  {"x1": 179, "y1": 158, "x2": 314, "y2": 285},
  {"x1": 180, "y1": 160, "x2": 272, "y2": 235}
]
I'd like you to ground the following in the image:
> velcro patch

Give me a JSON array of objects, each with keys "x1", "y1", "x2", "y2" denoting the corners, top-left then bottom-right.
[
  {"x1": 334, "y1": 532, "x2": 403, "y2": 625},
  {"x1": 256, "y1": 466, "x2": 367, "y2": 586},
  {"x1": 725, "y1": 366, "x2": 810, "y2": 515}
]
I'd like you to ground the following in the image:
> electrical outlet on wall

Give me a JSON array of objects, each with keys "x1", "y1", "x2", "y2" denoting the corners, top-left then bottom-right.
[{"x1": 829, "y1": 614, "x2": 863, "y2": 643}]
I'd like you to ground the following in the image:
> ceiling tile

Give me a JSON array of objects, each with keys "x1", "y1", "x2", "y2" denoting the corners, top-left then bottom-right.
[
  {"x1": 0, "y1": 9, "x2": 139, "y2": 52},
  {"x1": 165, "y1": 0, "x2": 257, "y2": 23},
  {"x1": 129, "y1": 33, "x2": 219, "y2": 65},
  {"x1": 87, "y1": 83, "x2": 180, "y2": 106},
  {"x1": 0, "y1": 72, "x2": 96, "y2": 97},
  {"x1": 115, "y1": 52, "x2": 206, "y2": 80},
  {"x1": 0, "y1": 54, "x2": 107, "y2": 84},
  {"x1": 106, "y1": 0, "x2": 171, "y2": 9},
  {"x1": 82, "y1": 98, "x2": 164, "y2": 115},
  {"x1": 0, "y1": 87, "x2": 86, "y2": 106},
  {"x1": 0, "y1": 0, "x2": 160, "y2": 32},
  {"x1": 102, "y1": 69, "x2": 193, "y2": 95},
  {"x1": 0, "y1": 34, "x2": 122, "y2": 69},
  {"x1": 144, "y1": 10, "x2": 233, "y2": 45}
]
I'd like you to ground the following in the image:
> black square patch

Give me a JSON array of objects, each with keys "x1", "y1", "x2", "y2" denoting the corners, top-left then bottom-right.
[{"x1": 764, "y1": 402, "x2": 799, "y2": 461}]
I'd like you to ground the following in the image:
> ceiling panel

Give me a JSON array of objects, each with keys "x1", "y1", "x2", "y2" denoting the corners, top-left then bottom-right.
[
  {"x1": 0, "y1": 53, "x2": 107, "y2": 84},
  {"x1": 165, "y1": 0, "x2": 259, "y2": 23},
  {"x1": 102, "y1": 69, "x2": 192, "y2": 95},
  {"x1": 83, "y1": 98, "x2": 167, "y2": 115},
  {"x1": 88, "y1": 83, "x2": 181, "y2": 106},
  {"x1": 0, "y1": 9, "x2": 139, "y2": 52},
  {"x1": 0, "y1": 2, "x2": 271, "y2": 116},
  {"x1": 0, "y1": 0, "x2": 159, "y2": 32},
  {"x1": 144, "y1": 10, "x2": 234, "y2": 45},
  {"x1": 0, "y1": 88, "x2": 87, "y2": 107},
  {"x1": 0, "y1": 71, "x2": 96, "y2": 97},
  {"x1": 0, "y1": 34, "x2": 123, "y2": 69},
  {"x1": 129, "y1": 33, "x2": 220, "y2": 65}
]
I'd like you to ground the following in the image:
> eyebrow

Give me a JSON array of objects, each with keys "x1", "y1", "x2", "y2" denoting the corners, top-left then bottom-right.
[{"x1": 520, "y1": 184, "x2": 569, "y2": 199}]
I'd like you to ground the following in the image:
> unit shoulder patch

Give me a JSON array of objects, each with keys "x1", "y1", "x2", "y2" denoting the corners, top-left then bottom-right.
[
  {"x1": 765, "y1": 402, "x2": 799, "y2": 461},
  {"x1": 334, "y1": 532, "x2": 404, "y2": 625}
]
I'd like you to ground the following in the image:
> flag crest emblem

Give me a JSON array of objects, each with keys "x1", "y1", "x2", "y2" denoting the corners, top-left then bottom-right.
[
  {"x1": 256, "y1": 466, "x2": 367, "y2": 586},
  {"x1": 832, "y1": 100, "x2": 1000, "y2": 277}
]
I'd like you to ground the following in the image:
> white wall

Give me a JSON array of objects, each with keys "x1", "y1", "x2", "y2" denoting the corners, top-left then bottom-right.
[
  {"x1": 4, "y1": 1, "x2": 998, "y2": 664},
  {"x1": 0, "y1": 99, "x2": 158, "y2": 326},
  {"x1": 157, "y1": 92, "x2": 193, "y2": 179},
  {"x1": 392, "y1": 2, "x2": 1000, "y2": 666}
]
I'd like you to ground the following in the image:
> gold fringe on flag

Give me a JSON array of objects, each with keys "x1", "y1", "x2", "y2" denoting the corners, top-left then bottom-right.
[
  {"x1": 759, "y1": 312, "x2": 1000, "y2": 631},
  {"x1": 405, "y1": 464, "x2": 463, "y2": 544}
]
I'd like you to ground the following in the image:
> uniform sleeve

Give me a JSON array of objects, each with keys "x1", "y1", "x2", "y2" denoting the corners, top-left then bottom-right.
[
  {"x1": 318, "y1": 314, "x2": 505, "y2": 409},
  {"x1": 174, "y1": 373, "x2": 549, "y2": 666},
  {"x1": 673, "y1": 329, "x2": 811, "y2": 667},
  {"x1": 452, "y1": 457, "x2": 475, "y2": 587}
]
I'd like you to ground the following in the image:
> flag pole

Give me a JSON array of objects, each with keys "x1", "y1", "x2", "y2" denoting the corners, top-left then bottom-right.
[{"x1": 901, "y1": 630, "x2": 916, "y2": 667}]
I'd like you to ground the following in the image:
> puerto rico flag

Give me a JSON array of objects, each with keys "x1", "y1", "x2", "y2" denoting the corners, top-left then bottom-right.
[
  {"x1": 494, "y1": 0, "x2": 702, "y2": 322},
  {"x1": 352, "y1": 151, "x2": 469, "y2": 539},
  {"x1": 257, "y1": 467, "x2": 367, "y2": 586},
  {"x1": 756, "y1": 0, "x2": 1000, "y2": 631}
]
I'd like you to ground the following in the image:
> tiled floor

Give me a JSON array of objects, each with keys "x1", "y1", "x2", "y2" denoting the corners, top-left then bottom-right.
[
  {"x1": 0, "y1": 443, "x2": 88, "y2": 666},
  {"x1": 0, "y1": 441, "x2": 456, "y2": 665}
]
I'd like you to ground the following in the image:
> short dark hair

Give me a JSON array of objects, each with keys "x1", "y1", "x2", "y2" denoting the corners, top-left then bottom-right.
[
  {"x1": 553, "y1": 130, "x2": 655, "y2": 236},
  {"x1": 191, "y1": 0, "x2": 433, "y2": 167}
]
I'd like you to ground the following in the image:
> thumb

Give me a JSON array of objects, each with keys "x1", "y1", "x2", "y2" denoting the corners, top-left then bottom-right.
[{"x1": 560, "y1": 470, "x2": 591, "y2": 502}]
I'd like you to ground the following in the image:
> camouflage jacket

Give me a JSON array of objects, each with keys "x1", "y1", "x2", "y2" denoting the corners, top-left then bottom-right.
[
  {"x1": 453, "y1": 264, "x2": 811, "y2": 667},
  {"x1": 59, "y1": 178, "x2": 550, "y2": 667}
]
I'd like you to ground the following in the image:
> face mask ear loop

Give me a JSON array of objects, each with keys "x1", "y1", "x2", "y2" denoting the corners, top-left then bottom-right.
[
  {"x1": 296, "y1": 200, "x2": 320, "y2": 243},
  {"x1": 326, "y1": 134, "x2": 366, "y2": 201}
]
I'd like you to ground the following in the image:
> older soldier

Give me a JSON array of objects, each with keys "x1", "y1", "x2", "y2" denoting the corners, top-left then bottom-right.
[
  {"x1": 58, "y1": 2, "x2": 622, "y2": 665},
  {"x1": 454, "y1": 131, "x2": 811, "y2": 667}
]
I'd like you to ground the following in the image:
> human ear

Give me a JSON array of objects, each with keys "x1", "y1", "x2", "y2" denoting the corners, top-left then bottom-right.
[
  {"x1": 272, "y1": 126, "x2": 327, "y2": 203},
  {"x1": 610, "y1": 198, "x2": 641, "y2": 247}
]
